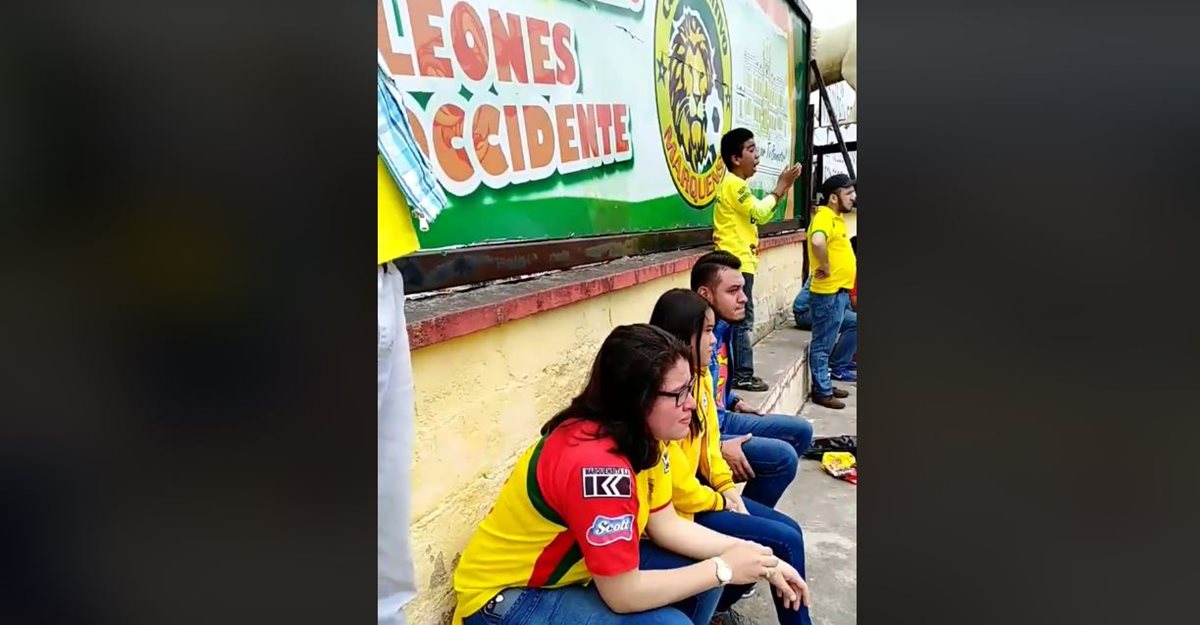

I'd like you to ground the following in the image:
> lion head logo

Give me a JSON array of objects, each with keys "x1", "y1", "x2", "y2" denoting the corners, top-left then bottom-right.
[
  {"x1": 669, "y1": 12, "x2": 717, "y2": 172},
  {"x1": 655, "y1": 0, "x2": 731, "y2": 208}
]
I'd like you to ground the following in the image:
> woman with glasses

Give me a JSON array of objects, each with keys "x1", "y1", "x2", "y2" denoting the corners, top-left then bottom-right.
[
  {"x1": 650, "y1": 289, "x2": 814, "y2": 625},
  {"x1": 452, "y1": 324, "x2": 801, "y2": 625}
]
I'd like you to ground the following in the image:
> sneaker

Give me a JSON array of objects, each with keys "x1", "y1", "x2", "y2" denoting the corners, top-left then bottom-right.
[
  {"x1": 732, "y1": 376, "x2": 769, "y2": 392},
  {"x1": 845, "y1": 360, "x2": 857, "y2": 371},
  {"x1": 831, "y1": 368, "x2": 857, "y2": 382}
]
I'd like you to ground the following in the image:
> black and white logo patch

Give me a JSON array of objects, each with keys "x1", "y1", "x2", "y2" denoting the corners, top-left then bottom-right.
[{"x1": 582, "y1": 467, "x2": 633, "y2": 498}]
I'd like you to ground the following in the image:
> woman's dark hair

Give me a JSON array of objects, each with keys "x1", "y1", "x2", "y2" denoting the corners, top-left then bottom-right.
[
  {"x1": 649, "y1": 289, "x2": 711, "y2": 371},
  {"x1": 649, "y1": 289, "x2": 711, "y2": 437},
  {"x1": 541, "y1": 323, "x2": 691, "y2": 472}
]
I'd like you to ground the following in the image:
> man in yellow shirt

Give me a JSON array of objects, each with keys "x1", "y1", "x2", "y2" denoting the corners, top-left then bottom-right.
[
  {"x1": 379, "y1": 58, "x2": 448, "y2": 624},
  {"x1": 806, "y1": 174, "x2": 857, "y2": 409},
  {"x1": 713, "y1": 128, "x2": 801, "y2": 392},
  {"x1": 378, "y1": 156, "x2": 424, "y2": 625}
]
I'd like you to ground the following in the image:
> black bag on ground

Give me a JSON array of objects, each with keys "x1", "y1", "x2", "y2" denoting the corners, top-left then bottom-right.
[{"x1": 803, "y1": 435, "x2": 857, "y2": 460}]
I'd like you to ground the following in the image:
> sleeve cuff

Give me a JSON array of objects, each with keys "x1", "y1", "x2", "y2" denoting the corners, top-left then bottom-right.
[{"x1": 712, "y1": 480, "x2": 736, "y2": 493}]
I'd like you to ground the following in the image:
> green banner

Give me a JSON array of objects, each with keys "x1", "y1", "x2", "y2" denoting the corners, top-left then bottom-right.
[{"x1": 379, "y1": 0, "x2": 809, "y2": 250}]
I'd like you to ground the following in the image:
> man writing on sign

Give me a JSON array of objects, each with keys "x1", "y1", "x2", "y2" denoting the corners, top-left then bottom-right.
[
  {"x1": 806, "y1": 174, "x2": 858, "y2": 409},
  {"x1": 713, "y1": 128, "x2": 803, "y2": 393}
]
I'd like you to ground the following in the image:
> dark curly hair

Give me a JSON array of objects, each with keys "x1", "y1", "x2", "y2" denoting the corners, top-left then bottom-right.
[{"x1": 541, "y1": 323, "x2": 691, "y2": 472}]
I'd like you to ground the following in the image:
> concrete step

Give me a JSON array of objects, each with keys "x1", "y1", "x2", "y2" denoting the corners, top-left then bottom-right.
[{"x1": 735, "y1": 326, "x2": 811, "y2": 416}]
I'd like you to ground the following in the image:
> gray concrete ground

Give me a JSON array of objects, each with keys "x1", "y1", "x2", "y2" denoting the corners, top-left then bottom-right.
[{"x1": 729, "y1": 377, "x2": 857, "y2": 625}]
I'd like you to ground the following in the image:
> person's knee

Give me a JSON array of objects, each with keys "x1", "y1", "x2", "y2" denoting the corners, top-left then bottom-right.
[
  {"x1": 742, "y1": 519, "x2": 805, "y2": 568},
  {"x1": 780, "y1": 445, "x2": 799, "y2": 477},
  {"x1": 791, "y1": 419, "x2": 814, "y2": 455},
  {"x1": 755, "y1": 517, "x2": 805, "y2": 564},
  {"x1": 748, "y1": 439, "x2": 798, "y2": 477},
  {"x1": 779, "y1": 529, "x2": 806, "y2": 569},
  {"x1": 766, "y1": 417, "x2": 813, "y2": 456},
  {"x1": 777, "y1": 514, "x2": 804, "y2": 543}
]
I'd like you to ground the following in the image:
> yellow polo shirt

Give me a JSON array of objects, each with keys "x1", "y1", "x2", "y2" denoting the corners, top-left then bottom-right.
[
  {"x1": 713, "y1": 172, "x2": 778, "y2": 275},
  {"x1": 807, "y1": 205, "x2": 856, "y2": 294},
  {"x1": 378, "y1": 156, "x2": 421, "y2": 265}
]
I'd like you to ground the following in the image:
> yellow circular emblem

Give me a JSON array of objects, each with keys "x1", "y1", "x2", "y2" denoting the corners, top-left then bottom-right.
[{"x1": 654, "y1": 0, "x2": 733, "y2": 208}]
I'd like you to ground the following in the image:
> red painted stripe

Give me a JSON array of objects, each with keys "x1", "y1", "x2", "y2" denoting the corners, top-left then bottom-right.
[
  {"x1": 528, "y1": 530, "x2": 577, "y2": 587},
  {"x1": 408, "y1": 233, "x2": 806, "y2": 350}
]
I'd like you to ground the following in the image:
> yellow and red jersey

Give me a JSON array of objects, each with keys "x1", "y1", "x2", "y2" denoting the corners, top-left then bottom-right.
[{"x1": 452, "y1": 419, "x2": 672, "y2": 624}]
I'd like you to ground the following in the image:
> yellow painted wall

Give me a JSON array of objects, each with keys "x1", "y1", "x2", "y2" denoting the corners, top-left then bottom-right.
[
  {"x1": 404, "y1": 241, "x2": 805, "y2": 624},
  {"x1": 748, "y1": 241, "x2": 806, "y2": 339}
]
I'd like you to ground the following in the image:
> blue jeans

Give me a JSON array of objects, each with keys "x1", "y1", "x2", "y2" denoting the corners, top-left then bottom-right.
[
  {"x1": 638, "y1": 541, "x2": 724, "y2": 623},
  {"x1": 695, "y1": 498, "x2": 813, "y2": 625},
  {"x1": 732, "y1": 272, "x2": 755, "y2": 381},
  {"x1": 718, "y1": 411, "x2": 813, "y2": 507},
  {"x1": 794, "y1": 283, "x2": 857, "y2": 372},
  {"x1": 463, "y1": 551, "x2": 722, "y2": 625},
  {"x1": 809, "y1": 291, "x2": 851, "y2": 398},
  {"x1": 791, "y1": 276, "x2": 814, "y2": 329}
]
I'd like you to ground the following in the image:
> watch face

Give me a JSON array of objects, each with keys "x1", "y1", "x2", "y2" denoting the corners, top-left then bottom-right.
[{"x1": 716, "y1": 560, "x2": 733, "y2": 583}]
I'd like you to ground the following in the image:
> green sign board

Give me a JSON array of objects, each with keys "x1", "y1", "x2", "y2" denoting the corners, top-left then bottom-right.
[{"x1": 379, "y1": 0, "x2": 809, "y2": 250}]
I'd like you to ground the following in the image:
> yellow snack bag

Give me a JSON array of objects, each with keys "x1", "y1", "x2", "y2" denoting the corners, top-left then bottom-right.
[{"x1": 821, "y1": 452, "x2": 857, "y2": 484}]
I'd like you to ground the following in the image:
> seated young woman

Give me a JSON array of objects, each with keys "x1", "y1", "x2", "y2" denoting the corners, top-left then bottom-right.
[
  {"x1": 650, "y1": 289, "x2": 814, "y2": 625},
  {"x1": 452, "y1": 324, "x2": 802, "y2": 625}
]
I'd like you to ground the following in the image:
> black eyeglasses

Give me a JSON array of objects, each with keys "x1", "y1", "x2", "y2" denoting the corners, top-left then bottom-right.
[{"x1": 655, "y1": 377, "x2": 695, "y2": 407}]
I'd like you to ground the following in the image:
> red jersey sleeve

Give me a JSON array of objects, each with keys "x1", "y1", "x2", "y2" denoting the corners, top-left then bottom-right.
[{"x1": 542, "y1": 439, "x2": 641, "y2": 577}]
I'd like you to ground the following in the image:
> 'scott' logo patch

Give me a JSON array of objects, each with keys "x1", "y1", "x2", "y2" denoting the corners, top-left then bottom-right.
[{"x1": 586, "y1": 514, "x2": 636, "y2": 546}]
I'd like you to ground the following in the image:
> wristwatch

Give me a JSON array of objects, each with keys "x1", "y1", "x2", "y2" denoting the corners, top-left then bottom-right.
[{"x1": 712, "y1": 557, "x2": 733, "y2": 586}]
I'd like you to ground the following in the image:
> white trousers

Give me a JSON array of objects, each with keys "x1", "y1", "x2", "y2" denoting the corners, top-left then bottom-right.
[{"x1": 378, "y1": 262, "x2": 416, "y2": 625}]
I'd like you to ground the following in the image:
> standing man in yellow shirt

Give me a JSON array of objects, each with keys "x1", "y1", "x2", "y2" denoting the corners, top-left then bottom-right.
[
  {"x1": 806, "y1": 174, "x2": 857, "y2": 409},
  {"x1": 378, "y1": 58, "x2": 448, "y2": 625},
  {"x1": 378, "y1": 157, "x2": 424, "y2": 625},
  {"x1": 713, "y1": 128, "x2": 801, "y2": 392}
]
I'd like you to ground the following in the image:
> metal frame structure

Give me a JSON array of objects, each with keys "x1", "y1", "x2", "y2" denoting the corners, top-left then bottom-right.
[
  {"x1": 398, "y1": 0, "x2": 817, "y2": 294},
  {"x1": 808, "y1": 58, "x2": 856, "y2": 181},
  {"x1": 805, "y1": 57, "x2": 857, "y2": 279}
]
